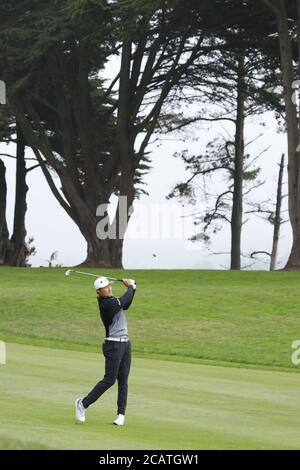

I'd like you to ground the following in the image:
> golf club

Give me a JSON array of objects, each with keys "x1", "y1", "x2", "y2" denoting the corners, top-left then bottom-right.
[{"x1": 65, "y1": 269, "x2": 123, "y2": 282}]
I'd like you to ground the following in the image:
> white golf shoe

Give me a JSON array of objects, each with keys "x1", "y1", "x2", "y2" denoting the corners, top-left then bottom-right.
[
  {"x1": 113, "y1": 414, "x2": 125, "y2": 426},
  {"x1": 75, "y1": 398, "x2": 86, "y2": 423}
]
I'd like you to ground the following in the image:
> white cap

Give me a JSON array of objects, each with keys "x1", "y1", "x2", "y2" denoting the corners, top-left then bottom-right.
[{"x1": 94, "y1": 277, "x2": 110, "y2": 290}]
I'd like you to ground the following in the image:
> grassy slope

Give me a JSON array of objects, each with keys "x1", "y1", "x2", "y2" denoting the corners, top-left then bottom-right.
[
  {"x1": 0, "y1": 267, "x2": 299, "y2": 370},
  {"x1": 1, "y1": 267, "x2": 300, "y2": 450},
  {"x1": 1, "y1": 343, "x2": 300, "y2": 450}
]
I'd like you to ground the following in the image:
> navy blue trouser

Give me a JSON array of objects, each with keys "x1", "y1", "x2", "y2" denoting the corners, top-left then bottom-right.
[{"x1": 82, "y1": 340, "x2": 131, "y2": 415}]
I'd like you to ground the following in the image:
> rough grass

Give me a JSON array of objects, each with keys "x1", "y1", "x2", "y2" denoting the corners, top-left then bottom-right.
[{"x1": 0, "y1": 267, "x2": 299, "y2": 370}]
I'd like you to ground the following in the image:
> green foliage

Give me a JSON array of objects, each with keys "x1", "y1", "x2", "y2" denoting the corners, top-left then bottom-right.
[
  {"x1": 24, "y1": 237, "x2": 36, "y2": 267},
  {"x1": 0, "y1": 0, "x2": 287, "y2": 254},
  {"x1": 243, "y1": 167, "x2": 261, "y2": 181},
  {"x1": 0, "y1": 108, "x2": 15, "y2": 143},
  {"x1": 166, "y1": 181, "x2": 196, "y2": 205}
]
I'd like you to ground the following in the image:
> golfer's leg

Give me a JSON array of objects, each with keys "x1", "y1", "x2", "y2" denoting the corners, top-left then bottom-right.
[
  {"x1": 82, "y1": 344, "x2": 121, "y2": 409},
  {"x1": 117, "y1": 342, "x2": 132, "y2": 415}
]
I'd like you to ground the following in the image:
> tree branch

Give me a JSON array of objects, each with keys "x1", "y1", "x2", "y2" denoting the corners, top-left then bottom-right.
[
  {"x1": 250, "y1": 250, "x2": 272, "y2": 258},
  {"x1": 204, "y1": 190, "x2": 233, "y2": 231},
  {"x1": 163, "y1": 115, "x2": 236, "y2": 133},
  {"x1": 26, "y1": 163, "x2": 41, "y2": 173},
  {"x1": 260, "y1": 0, "x2": 281, "y2": 16},
  {"x1": 103, "y1": 72, "x2": 120, "y2": 103},
  {"x1": 9, "y1": 97, "x2": 76, "y2": 223},
  {"x1": 0, "y1": 153, "x2": 37, "y2": 161}
]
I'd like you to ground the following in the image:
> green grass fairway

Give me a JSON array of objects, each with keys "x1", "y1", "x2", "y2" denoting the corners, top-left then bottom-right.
[{"x1": 1, "y1": 343, "x2": 300, "y2": 450}]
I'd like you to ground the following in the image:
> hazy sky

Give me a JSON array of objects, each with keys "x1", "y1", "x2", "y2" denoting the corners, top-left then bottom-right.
[{"x1": 0, "y1": 105, "x2": 291, "y2": 270}]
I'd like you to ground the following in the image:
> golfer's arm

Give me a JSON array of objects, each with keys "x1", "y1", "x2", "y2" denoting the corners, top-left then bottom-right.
[{"x1": 119, "y1": 285, "x2": 136, "y2": 310}]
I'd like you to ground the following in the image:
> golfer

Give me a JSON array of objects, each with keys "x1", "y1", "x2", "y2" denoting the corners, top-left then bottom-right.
[{"x1": 75, "y1": 277, "x2": 136, "y2": 426}]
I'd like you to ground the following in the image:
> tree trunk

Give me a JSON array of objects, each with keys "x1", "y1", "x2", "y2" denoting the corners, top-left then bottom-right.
[
  {"x1": 270, "y1": 154, "x2": 285, "y2": 271},
  {"x1": 110, "y1": 237, "x2": 125, "y2": 269},
  {"x1": 109, "y1": 196, "x2": 134, "y2": 268},
  {"x1": 284, "y1": 0, "x2": 300, "y2": 269},
  {"x1": 80, "y1": 38, "x2": 135, "y2": 270},
  {"x1": 77, "y1": 218, "x2": 113, "y2": 268},
  {"x1": 264, "y1": 0, "x2": 300, "y2": 269},
  {"x1": 79, "y1": 238, "x2": 112, "y2": 268},
  {"x1": 6, "y1": 124, "x2": 29, "y2": 266},
  {"x1": 108, "y1": 39, "x2": 135, "y2": 269},
  {"x1": 0, "y1": 159, "x2": 10, "y2": 265},
  {"x1": 230, "y1": 53, "x2": 245, "y2": 270}
]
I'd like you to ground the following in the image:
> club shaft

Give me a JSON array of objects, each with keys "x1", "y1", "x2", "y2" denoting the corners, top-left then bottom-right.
[
  {"x1": 70, "y1": 270, "x2": 123, "y2": 281},
  {"x1": 72, "y1": 270, "x2": 98, "y2": 277}
]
